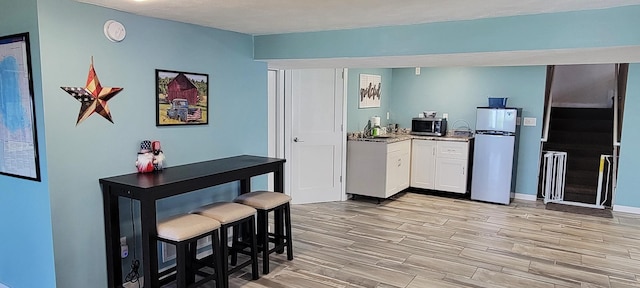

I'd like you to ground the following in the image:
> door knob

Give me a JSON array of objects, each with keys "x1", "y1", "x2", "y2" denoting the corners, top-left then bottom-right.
[{"x1": 293, "y1": 137, "x2": 304, "y2": 142}]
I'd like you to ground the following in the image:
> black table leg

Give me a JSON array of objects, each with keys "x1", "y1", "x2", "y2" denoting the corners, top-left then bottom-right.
[
  {"x1": 274, "y1": 164, "x2": 285, "y2": 253},
  {"x1": 103, "y1": 186, "x2": 122, "y2": 288},
  {"x1": 140, "y1": 199, "x2": 159, "y2": 288},
  {"x1": 240, "y1": 178, "x2": 251, "y2": 195}
]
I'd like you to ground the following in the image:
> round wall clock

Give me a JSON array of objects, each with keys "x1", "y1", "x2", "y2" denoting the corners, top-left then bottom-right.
[{"x1": 104, "y1": 20, "x2": 126, "y2": 42}]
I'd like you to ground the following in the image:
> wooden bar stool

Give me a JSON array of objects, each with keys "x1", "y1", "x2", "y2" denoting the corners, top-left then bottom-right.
[
  {"x1": 156, "y1": 214, "x2": 224, "y2": 288},
  {"x1": 194, "y1": 202, "x2": 259, "y2": 287},
  {"x1": 234, "y1": 191, "x2": 293, "y2": 274}
]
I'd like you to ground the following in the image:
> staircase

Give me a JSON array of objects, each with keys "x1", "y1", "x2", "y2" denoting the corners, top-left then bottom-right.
[{"x1": 543, "y1": 107, "x2": 614, "y2": 206}]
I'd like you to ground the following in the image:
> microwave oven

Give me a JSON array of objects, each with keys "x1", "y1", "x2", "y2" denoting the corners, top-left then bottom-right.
[{"x1": 411, "y1": 117, "x2": 447, "y2": 136}]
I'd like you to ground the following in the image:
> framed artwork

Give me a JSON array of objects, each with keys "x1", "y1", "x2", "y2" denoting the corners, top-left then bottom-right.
[
  {"x1": 0, "y1": 32, "x2": 41, "y2": 181},
  {"x1": 359, "y1": 74, "x2": 381, "y2": 108},
  {"x1": 156, "y1": 69, "x2": 208, "y2": 126}
]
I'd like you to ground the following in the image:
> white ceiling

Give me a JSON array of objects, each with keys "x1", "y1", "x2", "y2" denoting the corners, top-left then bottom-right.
[{"x1": 75, "y1": 0, "x2": 640, "y2": 67}]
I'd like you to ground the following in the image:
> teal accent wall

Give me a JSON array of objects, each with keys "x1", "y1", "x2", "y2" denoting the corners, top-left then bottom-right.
[
  {"x1": 255, "y1": 5, "x2": 640, "y2": 60},
  {"x1": 346, "y1": 68, "x2": 393, "y2": 132},
  {"x1": 255, "y1": 4, "x2": 640, "y2": 207},
  {"x1": 615, "y1": 64, "x2": 640, "y2": 207},
  {"x1": 390, "y1": 67, "x2": 546, "y2": 196},
  {"x1": 0, "y1": 0, "x2": 56, "y2": 287},
  {"x1": 3, "y1": 2, "x2": 640, "y2": 288},
  {"x1": 6, "y1": 0, "x2": 267, "y2": 288}
]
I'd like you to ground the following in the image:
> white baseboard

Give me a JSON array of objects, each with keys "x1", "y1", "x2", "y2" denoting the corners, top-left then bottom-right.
[
  {"x1": 514, "y1": 193, "x2": 537, "y2": 201},
  {"x1": 613, "y1": 205, "x2": 640, "y2": 214}
]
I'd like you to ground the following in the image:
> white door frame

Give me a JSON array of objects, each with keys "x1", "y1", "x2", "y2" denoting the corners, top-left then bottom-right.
[
  {"x1": 268, "y1": 69, "x2": 285, "y2": 192},
  {"x1": 272, "y1": 68, "x2": 348, "y2": 202}
]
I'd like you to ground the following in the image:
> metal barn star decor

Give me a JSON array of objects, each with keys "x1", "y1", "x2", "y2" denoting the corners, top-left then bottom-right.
[{"x1": 61, "y1": 57, "x2": 123, "y2": 125}]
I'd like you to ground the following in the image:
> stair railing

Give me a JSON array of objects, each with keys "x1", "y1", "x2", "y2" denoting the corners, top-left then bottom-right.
[
  {"x1": 541, "y1": 92, "x2": 552, "y2": 143},
  {"x1": 596, "y1": 155, "x2": 616, "y2": 207}
]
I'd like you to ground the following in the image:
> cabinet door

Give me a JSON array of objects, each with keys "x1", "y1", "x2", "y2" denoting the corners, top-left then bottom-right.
[
  {"x1": 385, "y1": 141, "x2": 411, "y2": 197},
  {"x1": 346, "y1": 141, "x2": 387, "y2": 198},
  {"x1": 435, "y1": 157, "x2": 467, "y2": 193},
  {"x1": 410, "y1": 139, "x2": 437, "y2": 189}
]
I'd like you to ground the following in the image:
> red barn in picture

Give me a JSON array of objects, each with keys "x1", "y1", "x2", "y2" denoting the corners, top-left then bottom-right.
[{"x1": 166, "y1": 73, "x2": 199, "y2": 105}]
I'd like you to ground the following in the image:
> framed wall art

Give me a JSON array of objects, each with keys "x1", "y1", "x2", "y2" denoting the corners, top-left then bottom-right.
[
  {"x1": 359, "y1": 74, "x2": 381, "y2": 108},
  {"x1": 0, "y1": 32, "x2": 41, "y2": 181},
  {"x1": 156, "y1": 69, "x2": 209, "y2": 126}
]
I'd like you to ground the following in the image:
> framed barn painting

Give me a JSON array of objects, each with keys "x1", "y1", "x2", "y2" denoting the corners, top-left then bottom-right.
[{"x1": 156, "y1": 69, "x2": 208, "y2": 126}]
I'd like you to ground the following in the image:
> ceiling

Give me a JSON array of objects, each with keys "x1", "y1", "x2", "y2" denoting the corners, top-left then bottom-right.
[{"x1": 75, "y1": 0, "x2": 640, "y2": 68}]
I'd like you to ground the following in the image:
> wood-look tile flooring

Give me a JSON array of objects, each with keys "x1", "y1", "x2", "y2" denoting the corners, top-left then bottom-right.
[{"x1": 172, "y1": 192, "x2": 640, "y2": 288}]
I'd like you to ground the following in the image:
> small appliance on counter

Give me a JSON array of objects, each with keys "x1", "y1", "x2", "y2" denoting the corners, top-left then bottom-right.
[
  {"x1": 471, "y1": 107, "x2": 521, "y2": 204},
  {"x1": 363, "y1": 116, "x2": 385, "y2": 137},
  {"x1": 371, "y1": 116, "x2": 382, "y2": 136},
  {"x1": 410, "y1": 117, "x2": 447, "y2": 136}
]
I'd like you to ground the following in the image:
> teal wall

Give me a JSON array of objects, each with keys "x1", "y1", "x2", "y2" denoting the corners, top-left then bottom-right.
[
  {"x1": 3, "y1": 2, "x2": 640, "y2": 287},
  {"x1": 255, "y1": 4, "x2": 640, "y2": 206},
  {"x1": 0, "y1": 0, "x2": 56, "y2": 287},
  {"x1": 615, "y1": 64, "x2": 640, "y2": 207},
  {"x1": 346, "y1": 66, "x2": 546, "y2": 196},
  {"x1": 33, "y1": 0, "x2": 268, "y2": 287},
  {"x1": 346, "y1": 68, "x2": 393, "y2": 132},
  {"x1": 255, "y1": 5, "x2": 640, "y2": 60},
  {"x1": 390, "y1": 67, "x2": 546, "y2": 196}
]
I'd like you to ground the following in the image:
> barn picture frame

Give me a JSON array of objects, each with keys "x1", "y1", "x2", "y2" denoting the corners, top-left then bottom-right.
[{"x1": 155, "y1": 69, "x2": 209, "y2": 126}]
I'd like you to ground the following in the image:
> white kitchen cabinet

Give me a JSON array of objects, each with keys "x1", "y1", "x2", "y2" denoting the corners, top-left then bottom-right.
[
  {"x1": 347, "y1": 140, "x2": 411, "y2": 199},
  {"x1": 410, "y1": 139, "x2": 437, "y2": 189},
  {"x1": 435, "y1": 141, "x2": 470, "y2": 193},
  {"x1": 411, "y1": 139, "x2": 471, "y2": 194}
]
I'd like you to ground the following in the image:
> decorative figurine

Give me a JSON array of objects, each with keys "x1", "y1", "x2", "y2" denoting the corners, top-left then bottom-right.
[
  {"x1": 152, "y1": 141, "x2": 165, "y2": 171},
  {"x1": 135, "y1": 140, "x2": 155, "y2": 173}
]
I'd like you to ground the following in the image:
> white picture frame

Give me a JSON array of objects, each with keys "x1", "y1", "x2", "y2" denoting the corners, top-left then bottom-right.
[{"x1": 359, "y1": 74, "x2": 381, "y2": 108}]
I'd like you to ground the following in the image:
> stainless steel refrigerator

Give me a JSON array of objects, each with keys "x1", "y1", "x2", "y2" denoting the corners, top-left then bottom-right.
[{"x1": 471, "y1": 107, "x2": 520, "y2": 204}]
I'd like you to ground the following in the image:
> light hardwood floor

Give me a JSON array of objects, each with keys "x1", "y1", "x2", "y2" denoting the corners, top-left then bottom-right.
[{"x1": 176, "y1": 192, "x2": 640, "y2": 287}]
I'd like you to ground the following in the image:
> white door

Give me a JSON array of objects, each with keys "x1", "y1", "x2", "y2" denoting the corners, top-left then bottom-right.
[{"x1": 286, "y1": 69, "x2": 345, "y2": 204}]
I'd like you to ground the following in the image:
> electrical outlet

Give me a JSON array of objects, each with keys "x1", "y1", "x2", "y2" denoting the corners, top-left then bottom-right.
[
  {"x1": 442, "y1": 113, "x2": 448, "y2": 119},
  {"x1": 415, "y1": 67, "x2": 421, "y2": 75},
  {"x1": 120, "y1": 237, "x2": 128, "y2": 258},
  {"x1": 523, "y1": 117, "x2": 537, "y2": 126}
]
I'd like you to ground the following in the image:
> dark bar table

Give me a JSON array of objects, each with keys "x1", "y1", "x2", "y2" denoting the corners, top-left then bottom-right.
[{"x1": 99, "y1": 155, "x2": 285, "y2": 288}]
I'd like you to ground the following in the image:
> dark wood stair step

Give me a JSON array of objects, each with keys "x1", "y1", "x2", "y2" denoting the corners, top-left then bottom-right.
[
  {"x1": 548, "y1": 130, "x2": 613, "y2": 145},
  {"x1": 550, "y1": 118, "x2": 613, "y2": 133},
  {"x1": 551, "y1": 107, "x2": 613, "y2": 119}
]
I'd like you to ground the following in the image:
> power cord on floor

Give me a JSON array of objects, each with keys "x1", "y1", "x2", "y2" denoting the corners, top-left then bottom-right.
[{"x1": 124, "y1": 259, "x2": 140, "y2": 284}]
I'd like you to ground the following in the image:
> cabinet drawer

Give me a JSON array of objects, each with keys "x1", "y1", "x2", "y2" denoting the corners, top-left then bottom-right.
[
  {"x1": 436, "y1": 141, "x2": 468, "y2": 160},
  {"x1": 387, "y1": 140, "x2": 411, "y2": 153}
]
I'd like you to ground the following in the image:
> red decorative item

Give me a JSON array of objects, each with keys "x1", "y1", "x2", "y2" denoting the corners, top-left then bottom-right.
[
  {"x1": 60, "y1": 57, "x2": 123, "y2": 125},
  {"x1": 152, "y1": 141, "x2": 165, "y2": 170},
  {"x1": 136, "y1": 140, "x2": 155, "y2": 173}
]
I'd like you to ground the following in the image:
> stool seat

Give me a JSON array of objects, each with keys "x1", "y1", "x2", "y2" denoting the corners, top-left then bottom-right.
[
  {"x1": 194, "y1": 202, "x2": 259, "y2": 286},
  {"x1": 234, "y1": 191, "x2": 293, "y2": 275},
  {"x1": 194, "y1": 202, "x2": 256, "y2": 224},
  {"x1": 156, "y1": 213, "x2": 224, "y2": 288},
  {"x1": 235, "y1": 191, "x2": 291, "y2": 210},
  {"x1": 158, "y1": 214, "x2": 221, "y2": 242}
]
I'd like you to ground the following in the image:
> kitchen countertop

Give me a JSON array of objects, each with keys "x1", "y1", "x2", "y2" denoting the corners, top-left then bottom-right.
[{"x1": 348, "y1": 133, "x2": 473, "y2": 143}]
